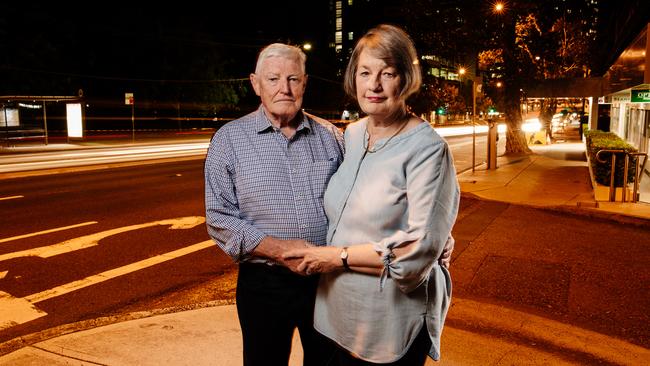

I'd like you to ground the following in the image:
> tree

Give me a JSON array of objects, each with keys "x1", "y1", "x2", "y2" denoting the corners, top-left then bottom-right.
[{"x1": 517, "y1": 11, "x2": 593, "y2": 141}]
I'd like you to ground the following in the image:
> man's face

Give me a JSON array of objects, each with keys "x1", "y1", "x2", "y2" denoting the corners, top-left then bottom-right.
[{"x1": 250, "y1": 56, "x2": 307, "y2": 123}]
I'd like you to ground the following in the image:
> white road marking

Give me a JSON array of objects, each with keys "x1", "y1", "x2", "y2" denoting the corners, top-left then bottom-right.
[
  {"x1": 0, "y1": 195, "x2": 24, "y2": 201},
  {"x1": 0, "y1": 221, "x2": 98, "y2": 244},
  {"x1": 0, "y1": 217, "x2": 211, "y2": 331},
  {"x1": 25, "y1": 240, "x2": 213, "y2": 304},
  {"x1": 0, "y1": 217, "x2": 204, "y2": 261},
  {"x1": 0, "y1": 240, "x2": 214, "y2": 331},
  {"x1": 0, "y1": 292, "x2": 48, "y2": 329}
]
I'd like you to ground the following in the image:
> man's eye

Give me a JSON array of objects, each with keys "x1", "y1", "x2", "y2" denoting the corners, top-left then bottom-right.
[
  {"x1": 268, "y1": 77, "x2": 279, "y2": 82},
  {"x1": 359, "y1": 71, "x2": 369, "y2": 77}
]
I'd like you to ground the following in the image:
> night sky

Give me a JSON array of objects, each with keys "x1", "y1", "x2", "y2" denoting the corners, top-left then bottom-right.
[{"x1": 1, "y1": 1, "x2": 332, "y2": 89}]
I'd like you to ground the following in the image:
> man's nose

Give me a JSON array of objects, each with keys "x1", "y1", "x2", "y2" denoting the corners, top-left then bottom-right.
[{"x1": 279, "y1": 79, "x2": 292, "y2": 94}]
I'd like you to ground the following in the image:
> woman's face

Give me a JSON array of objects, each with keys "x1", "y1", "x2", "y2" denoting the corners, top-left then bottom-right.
[{"x1": 355, "y1": 49, "x2": 403, "y2": 119}]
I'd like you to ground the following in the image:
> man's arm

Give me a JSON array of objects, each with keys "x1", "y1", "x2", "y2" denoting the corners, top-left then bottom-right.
[
  {"x1": 205, "y1": 128, "x2": 313, "y2": 273},
  {"x1": 438, "y1": 235, "x2": 455, "y2": 269},
  {"x1": 205, "y1": 129, "x2": 267, "y2": 261}
]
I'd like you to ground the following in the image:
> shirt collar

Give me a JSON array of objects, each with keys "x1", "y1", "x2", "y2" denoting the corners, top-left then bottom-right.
[{"x1": 254, "y1": 105, "x2": 311, "y2": 134}]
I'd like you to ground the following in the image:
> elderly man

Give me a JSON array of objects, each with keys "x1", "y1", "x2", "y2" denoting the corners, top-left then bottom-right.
[{"x1": 205, "y1": 43, "x2": 344, "y2": 366}]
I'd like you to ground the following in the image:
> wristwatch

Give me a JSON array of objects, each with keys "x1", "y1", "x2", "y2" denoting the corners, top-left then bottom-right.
[{"x1": 340, "y1": 247, "x2": 350, "y2": 271}]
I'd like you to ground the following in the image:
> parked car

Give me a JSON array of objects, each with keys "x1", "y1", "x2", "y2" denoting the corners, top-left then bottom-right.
[{"x1": 551, "y1": 113, "x2": 567, "y2": 133}]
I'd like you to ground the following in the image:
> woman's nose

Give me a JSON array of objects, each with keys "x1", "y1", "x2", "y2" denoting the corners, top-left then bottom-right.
[{"x1": 367, "y1": 76, "x2": 382, "y2": 91}]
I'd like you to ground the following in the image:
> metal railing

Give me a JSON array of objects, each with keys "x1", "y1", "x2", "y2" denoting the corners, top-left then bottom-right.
[{"x1": 595, "y1": 149, "x2": 648, "y2": 202}]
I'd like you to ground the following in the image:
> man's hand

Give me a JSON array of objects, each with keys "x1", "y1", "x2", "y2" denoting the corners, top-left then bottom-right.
[
  {"x1": 252, "y1": 237, "x2": 313, "y2": 274},
  {"x1": 283, "y1": 246, "x2": 343, "y2": 275},
  {"x1": 438, "y1": 236, "x2": 455, "y2": 269}
]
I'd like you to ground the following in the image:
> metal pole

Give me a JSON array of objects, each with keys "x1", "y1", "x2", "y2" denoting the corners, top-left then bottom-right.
[
  {"x1": 471, "y1": 78, "x2": 476, "y2": 173},
  {"x1": 609, "y1": 154, "x2": 617, "y2": 202},
  {"x1": 43, "y1": 101, "x2": 49, "y2": 145},
  {"x1": 629, "y1": 152, "x2": 648, "y2": 202},
  {"x1": 3, "y1": 104, "x2": 9, "y2": 147},
  {"x1": 622, "y1": 154, "x2": 629, "y2": 202},
  {"x1": 131, "y1": 103, "x2": 135, "y2": 142}
]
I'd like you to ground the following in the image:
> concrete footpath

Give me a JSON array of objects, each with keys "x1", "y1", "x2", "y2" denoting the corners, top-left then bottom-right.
[{"x1": 1, "y1": 141, "x2": 649, "y2": 365}]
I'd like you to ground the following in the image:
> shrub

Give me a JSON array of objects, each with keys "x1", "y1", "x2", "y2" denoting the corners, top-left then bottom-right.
[{"x1": 585, "y1": 130, "x2": 638, "y2": 186}]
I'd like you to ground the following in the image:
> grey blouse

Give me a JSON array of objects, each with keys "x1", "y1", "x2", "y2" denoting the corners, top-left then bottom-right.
[{"x1": 315, "y1": 118, "x2": 460, "y2": 363}]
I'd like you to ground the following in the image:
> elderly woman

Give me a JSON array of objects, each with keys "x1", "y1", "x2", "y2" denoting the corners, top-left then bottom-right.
[{"x1": 284, "y1": 25, "x2": 460, "y2": 365}]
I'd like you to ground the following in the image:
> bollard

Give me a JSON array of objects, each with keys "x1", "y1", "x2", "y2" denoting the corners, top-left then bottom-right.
[{"x1": 487, "y1": 120, "x2": 498, "y2": 170}]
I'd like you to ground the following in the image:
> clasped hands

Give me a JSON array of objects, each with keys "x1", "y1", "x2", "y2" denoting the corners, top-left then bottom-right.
[
  {"x1": 277, "y1": 237, "x2": 454, "y2": 276},
  {"x1": 282, "y1": 246, "x2": 342, "y2": 276}
]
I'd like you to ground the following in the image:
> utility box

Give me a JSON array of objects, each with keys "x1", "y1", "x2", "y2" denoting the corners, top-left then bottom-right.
[{"x1": 487, "y1": 120, "x2": 498, "y2": 170}]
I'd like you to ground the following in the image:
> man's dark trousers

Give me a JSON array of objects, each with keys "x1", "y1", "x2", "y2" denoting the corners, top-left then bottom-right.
[{"x1": 236, "y1": 262, "x2": 334, "y2": 366}]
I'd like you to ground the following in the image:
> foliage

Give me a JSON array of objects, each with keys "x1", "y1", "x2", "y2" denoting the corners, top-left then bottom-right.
[
  {"x1": 410, "y1": 75, "x2": 459, "y2": 116},
  {"x1": 585, "y1": 130, "x2": 638, "y2": 186}
]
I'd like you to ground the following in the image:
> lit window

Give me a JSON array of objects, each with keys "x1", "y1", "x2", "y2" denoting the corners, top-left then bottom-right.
[
  {"x1": 336, "y1": 1, "x2": 342, "y2": 9},
  {"x1": 348, "y1": 32, "x2": 354, "y2": 40},
  {"x1": 336, "y1": 18, "x2": 342, "y2": 30},
  {"x1": 336, "y1": 8, "x2": 342, "y2": 16},
  {"x1": 335, "y1": 31, "x2": 342, "y2": 44},
  {"x1": 335, "y1": 45, "x2": 343, "y2": 52},
  {"x1": 348, "y1": 0, "x2": 353, "y2": 5}
]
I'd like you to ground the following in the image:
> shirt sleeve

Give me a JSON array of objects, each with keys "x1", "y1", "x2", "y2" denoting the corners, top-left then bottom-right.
[
  {"x1": 204, "y1": 128, "x2": 266, "y2": 262},
  {"x1": 374, "y1": 139, "x2": 460, "y2": 293}
]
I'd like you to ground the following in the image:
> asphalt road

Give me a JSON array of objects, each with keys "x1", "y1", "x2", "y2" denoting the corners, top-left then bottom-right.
[
  {"x1": 0, "y1": 133, "x2": 504, "y2": 345},
  {"x1": 1, "y1": 138, "x2": 649, "y2": 364},
  {"x1": 0, "y1": 159, "x2": 236, "y2": 343}
]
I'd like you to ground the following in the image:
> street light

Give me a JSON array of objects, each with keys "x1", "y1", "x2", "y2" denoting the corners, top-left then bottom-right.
[
  {"x1": 494, "y1": 2, "x2": 505, "y2": 13},
  {"x1": 302, "y1": 43, "x2": 312, "y2": 51}
]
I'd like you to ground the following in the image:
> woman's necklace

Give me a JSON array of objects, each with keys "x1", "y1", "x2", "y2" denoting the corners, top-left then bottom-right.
[{"x1": 363, "y1": 118, "x2": 409, "y2": 153}]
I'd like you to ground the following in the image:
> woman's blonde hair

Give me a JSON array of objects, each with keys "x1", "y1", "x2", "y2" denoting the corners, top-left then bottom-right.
[{"x1": 343, "y1": 24, "x2": 421, "y2": 101}]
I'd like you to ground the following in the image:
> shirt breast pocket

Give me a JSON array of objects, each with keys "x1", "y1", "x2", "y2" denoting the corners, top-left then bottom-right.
[{"x1": 310, "y1": 160, "x2": 339, "y2": 198}]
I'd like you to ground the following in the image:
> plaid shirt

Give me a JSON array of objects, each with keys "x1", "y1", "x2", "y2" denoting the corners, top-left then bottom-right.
[{"x1": 205, "y1": 106, "x2": 344, "y2": 262}]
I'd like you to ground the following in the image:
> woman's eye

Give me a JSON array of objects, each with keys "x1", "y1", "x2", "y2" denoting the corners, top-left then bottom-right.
[{"x1": 383, "y1": 72, "x2": 395, "y2": 78}]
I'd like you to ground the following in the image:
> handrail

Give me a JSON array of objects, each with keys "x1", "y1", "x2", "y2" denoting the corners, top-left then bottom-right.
[
  {"x1": 595, "y1": 149, "x2": 648, "y2": 203},
  {"x1": 627, "y1": 152, "x2": 648, "y2": 202},
  {"x1": 596, "y1": 149, "x2": 625, "y2": 202}
]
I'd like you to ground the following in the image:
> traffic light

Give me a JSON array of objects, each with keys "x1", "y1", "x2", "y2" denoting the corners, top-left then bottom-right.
[{"x1": 436, "y1": 107, "x2": 446, "y2": 115}]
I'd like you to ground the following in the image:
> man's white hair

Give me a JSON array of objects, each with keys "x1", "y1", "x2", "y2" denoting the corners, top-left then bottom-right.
[{"x1": 254, "y1": 43, "x2": 307, "y2": 74}]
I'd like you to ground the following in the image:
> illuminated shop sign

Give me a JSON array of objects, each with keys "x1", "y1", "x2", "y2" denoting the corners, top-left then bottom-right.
[{"x1": 631, "y1": 89, "x2": 650, "y2": 103}]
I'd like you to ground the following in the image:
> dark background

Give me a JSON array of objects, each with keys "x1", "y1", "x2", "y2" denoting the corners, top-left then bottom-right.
[{"x1": 0, "y1": 1, "x2": 341, "y2": 129}]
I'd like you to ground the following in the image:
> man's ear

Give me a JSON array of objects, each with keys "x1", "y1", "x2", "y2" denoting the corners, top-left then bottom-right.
[{"x1": 250, "y1": 73, "x2": 261, "y2": 96}]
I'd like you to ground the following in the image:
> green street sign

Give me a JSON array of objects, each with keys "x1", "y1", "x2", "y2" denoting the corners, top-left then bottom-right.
[{"x1": 631, "y1": 89, "x2": 650, "y2": 103}]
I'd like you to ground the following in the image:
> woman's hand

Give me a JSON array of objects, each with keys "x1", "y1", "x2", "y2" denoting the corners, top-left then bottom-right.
[{"x1": 283, "y1": 247, "x2": 343, "y2": 275}]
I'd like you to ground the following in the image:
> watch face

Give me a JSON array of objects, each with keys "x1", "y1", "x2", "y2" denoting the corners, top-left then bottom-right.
[{"x1": 340, "y1": 248, "x2": 348, "y2": 259}]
